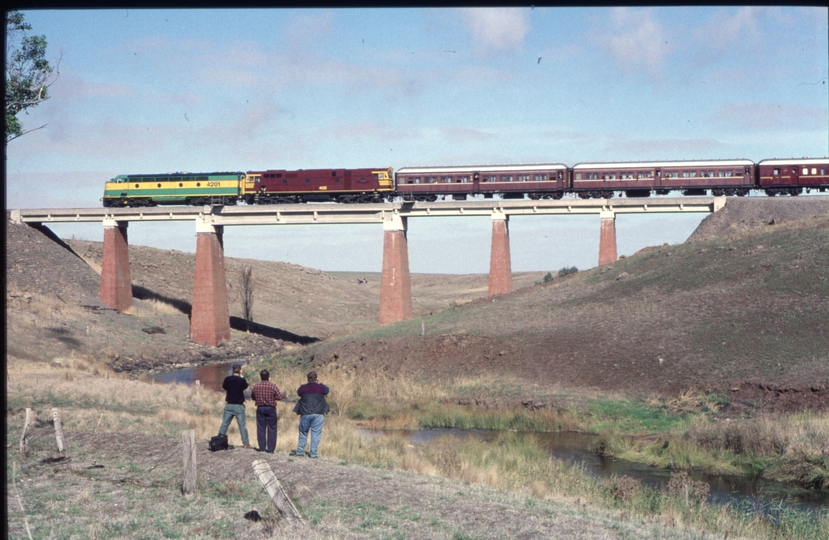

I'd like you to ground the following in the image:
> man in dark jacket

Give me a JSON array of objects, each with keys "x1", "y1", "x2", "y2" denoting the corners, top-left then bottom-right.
[
  {"x1": 290, "y1": 371, "x2": 329, "y2": 458},
  {"x1": 218, "y1": 363, "x2": 252, "y2": 449}
]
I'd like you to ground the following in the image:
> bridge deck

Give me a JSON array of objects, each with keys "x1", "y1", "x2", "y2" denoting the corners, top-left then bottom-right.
[{"x1": 9, "y1": 197, "x2": 725, "y2": 226}]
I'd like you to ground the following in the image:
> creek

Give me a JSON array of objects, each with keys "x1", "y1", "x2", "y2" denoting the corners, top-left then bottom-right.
[{"x1": 152, "y1": 361, "x2": 828, "y2": 517}]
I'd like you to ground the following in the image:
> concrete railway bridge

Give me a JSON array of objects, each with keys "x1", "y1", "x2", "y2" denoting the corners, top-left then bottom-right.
[{"x1": 10, "y1": 197, "x2": 725, "y2": 346}]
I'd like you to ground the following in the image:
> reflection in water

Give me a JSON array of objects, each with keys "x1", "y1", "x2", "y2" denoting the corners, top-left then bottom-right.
[
  {"x1": 362, "y1": 428, "x2": 829, "y2": 516},
  {"x1": 151, "y1": 361, "x2": 248, "y2": 392}
]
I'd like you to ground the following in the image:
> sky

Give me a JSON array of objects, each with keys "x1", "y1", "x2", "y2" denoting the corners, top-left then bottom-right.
[{"x1": 6, "y1": 7, "x2": 828, "y2": 273}]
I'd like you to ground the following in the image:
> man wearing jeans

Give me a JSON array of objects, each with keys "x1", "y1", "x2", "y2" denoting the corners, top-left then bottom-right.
[
  {"x1": 218, "y1": 363, "x2": 252, "y2": 449},
  {"x1": 290, "y1": 371, "x2": 330, "y2": 458},
  {"x1": 251, "y1": 369, "x2": 283, "y2": 453}
]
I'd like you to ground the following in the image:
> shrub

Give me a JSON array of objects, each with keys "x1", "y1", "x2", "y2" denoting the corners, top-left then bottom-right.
[
  {"x1": 543, "y1": 272, "x2": 554, "y2": 283},
  {"x1": 558, "y1": 266, "x2": 578, "y2": 278}
]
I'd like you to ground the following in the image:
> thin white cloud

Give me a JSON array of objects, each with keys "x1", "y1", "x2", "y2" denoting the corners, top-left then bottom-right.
[
  {"x1": 709, "y1": 102, "x2": 829, "y2": 131},
  {"x1": 459, "y1": 8, "x2": 530, "y2": 53},
  {"x1": 597, "y1": 8, "x2": 670, "y2": 79},
  {"x1": 440, "y1": 126, "x2": 496, "y2": 143},
  {"x1": 604, "y1": 137, "x2": 723, "y2": 156}
]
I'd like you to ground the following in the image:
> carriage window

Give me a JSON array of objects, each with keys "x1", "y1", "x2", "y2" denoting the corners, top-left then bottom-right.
[
  {"x1": 533, "y1": 174, "x2": 546, "y2": 181},
  {"x1": 821, "y1": 168, "x2": 827, "y2": 175},
  {"x1": 517, "y1": 175, "x2": 530, "y2": 181},
  {"x1": 575, "y1": 173, "x2": 583, "y2": 180},
  {"x1": 803, "y1": 168, "x2": 809, "y2": 175},
  {"x1": 812, "y1": 168, "x2": 817, "y2": 175}
]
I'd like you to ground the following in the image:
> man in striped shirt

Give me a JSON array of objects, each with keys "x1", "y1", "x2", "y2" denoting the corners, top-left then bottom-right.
[{"x1": 251, "y1": 370, "x2": 284, "y2": 454}]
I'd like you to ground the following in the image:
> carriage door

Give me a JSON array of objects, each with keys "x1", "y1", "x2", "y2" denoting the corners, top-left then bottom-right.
[{"x1": 472, "y1": 172, "x2": 481, "y2": 194}]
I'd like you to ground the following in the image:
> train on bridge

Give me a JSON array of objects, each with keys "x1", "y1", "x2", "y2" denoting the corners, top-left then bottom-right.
[{"x1": 101, "y1": 157, "x2": 829, "y2": 207}]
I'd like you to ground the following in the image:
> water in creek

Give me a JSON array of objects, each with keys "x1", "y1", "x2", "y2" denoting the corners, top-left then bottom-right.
[
  {"x1": 150, "y1": 360, "x2": 251, "y2": 390},
  {"x1": 363, "y1": 428, "x2": 828, "y2": 517},
  {"x1": 152, "y1": 362, "x2": 828, "y2": 516}
]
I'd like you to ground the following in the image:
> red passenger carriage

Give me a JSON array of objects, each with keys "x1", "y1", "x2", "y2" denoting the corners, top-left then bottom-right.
[
  {"x1": 757, "y1": 158, "x2": 829, "y2": 196},
  {"x1": 395, "y1": 164, "x2": 568, "y2": 201},
  {"x1": 571, "y1": 159, "x2": 755, "y2": 198}
]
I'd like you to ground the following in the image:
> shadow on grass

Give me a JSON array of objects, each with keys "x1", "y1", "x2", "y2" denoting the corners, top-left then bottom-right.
[
  {"x1": 131, "y1": 285, "x2": 318, "y2": 345},
  {"x1": 230, "y1": 316, "x2": 319, "y2": 345}
]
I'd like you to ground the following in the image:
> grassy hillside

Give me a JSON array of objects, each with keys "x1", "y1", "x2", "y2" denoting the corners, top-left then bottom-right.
[{"x1": 291, "y1": 215, "x2": 829, "y2": 402}]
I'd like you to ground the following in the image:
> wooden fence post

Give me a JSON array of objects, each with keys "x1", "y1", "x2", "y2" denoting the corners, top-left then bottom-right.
[
  {"x1": 19, "y1": 408, "x2": 33, "y2": 457},
  {"x1": 19, "y1": 408, "x2": 32, "y2": 454},
  {"x1": 252, "y1": 459, "x2": 305, "y2": 523},
  {"x1": 182, "y1": 430, "x2": 197, "y2": 496},
  {"x1": 52, "y1": 408, "x2": 66, "y2": 454}
]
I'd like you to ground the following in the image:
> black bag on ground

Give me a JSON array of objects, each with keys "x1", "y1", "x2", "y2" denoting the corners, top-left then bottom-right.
[{"x1": 209, "y1": 434, "x2": 229, "y2": 451}]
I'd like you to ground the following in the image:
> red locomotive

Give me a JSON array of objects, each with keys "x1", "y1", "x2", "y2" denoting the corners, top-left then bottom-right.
[{"x1": 242, "y1": 167, "x2": 394, "y2": 204}]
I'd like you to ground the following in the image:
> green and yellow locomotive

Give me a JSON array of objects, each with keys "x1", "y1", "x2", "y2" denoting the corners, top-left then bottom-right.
[{"x1": 101, "y1": 171, "x2": 245, "y2": 207}]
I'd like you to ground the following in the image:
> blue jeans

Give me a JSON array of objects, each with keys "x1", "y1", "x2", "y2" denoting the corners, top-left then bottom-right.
[
  {"x1": 296, "y1": 414, "x2": 324, "y2": 458},
  {"x1": 218, "y1": 404, "x2": 249, "y2": 446}
]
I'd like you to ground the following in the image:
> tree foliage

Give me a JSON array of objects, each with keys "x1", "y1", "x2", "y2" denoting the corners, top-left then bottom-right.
[{"x1": 6, "y1": 10, "x2": 57, "y2": 144}]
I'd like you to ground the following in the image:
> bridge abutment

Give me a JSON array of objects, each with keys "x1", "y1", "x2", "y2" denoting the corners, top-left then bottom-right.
[
  {"x1": 189, "y1": 221, "x2": 231, "y2": 346},
  {"x1": 488, "y1": 212, "x2": 512, "y2": 295},
  {"x1": 598, "y1": 210, "x2": 617, "y2": 266},
  {"x1": 379, "y1": 214, "x2": 413, "y2": 325},
  {"x1": 100, "y1": 219, "x2": 133, "y2": 312}
]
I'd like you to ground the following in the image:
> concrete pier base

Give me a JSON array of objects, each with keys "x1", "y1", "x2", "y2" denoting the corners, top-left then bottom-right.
[
  {"x1": 100, "y1": 219, "x2": 133, "y2": 312},
  {"x1": 488, "y1": 213, "x2": 512, "y2": 296},
  {"x1": 598, "y1": 210, "x2": 618, "y2": 266},
  {"x1": 378, "y1": 215, "x2": 413, "y2": 325},
  {"x1": 189, "y1": 223, "x2": 231, "y2": 346}
]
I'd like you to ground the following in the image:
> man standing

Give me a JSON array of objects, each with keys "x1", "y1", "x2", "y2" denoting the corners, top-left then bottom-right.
[
  {"x1": 218, "y1": 363, "x2": 252, "y2": 449},
  {"x1": 290, "y1": 371, "x2": 330, "y2": 458},
  {"x1": 251, "y1": 369, "x2": 283, "y2": 454}
]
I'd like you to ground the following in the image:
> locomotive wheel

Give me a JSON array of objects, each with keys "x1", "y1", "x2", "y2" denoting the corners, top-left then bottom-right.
[
  {"x1": 712, "y1": 189, "x2": 724, "y2": 196},
  {"x1": 577, "y1": 192, "x2": 590, "y2": 199},
  {"x1": 602, "y1": 191, "x2": 613, "y2": 199}
]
